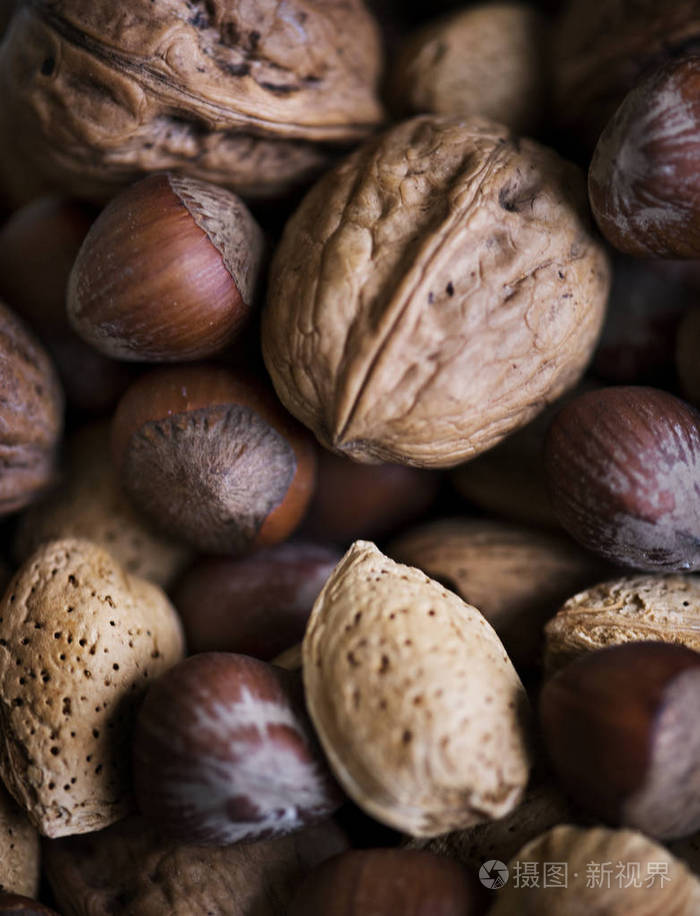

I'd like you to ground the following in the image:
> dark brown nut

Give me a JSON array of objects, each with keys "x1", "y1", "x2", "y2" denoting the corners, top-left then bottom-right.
[
  {"x1": 43, "y1": 814, "x2": 348, "y2": 916},
  {"x1": 0, "y1": 1, "x2": 384, "y2": 206},
  {"x1": 171, "y1": 542, "x2": 341, "y2": 659},
  {"x1": 300, "y1": 450, "x2": 439, "y2": 544},
  {"x1": 0, "y1": 783, "x2": 40, "y2": 898},
  {"x1": 288, "y1": 849, "x2": 485, "y2": 916},
  {"x1": 489, "y1": 825, "x2": 700, "y2": 915},
  {"x1": 545, "y1": 387, "x2": 700, "y2": 571},
  {"x1": 0, "y1": 896, "x2": 57, "y2": 914},
  {"x1": 389, "y1": 518, "x2": 609, "y2": 671},
  {"x1": 389, "y1": 3, "x2": 547, "y2": 134},
  {"x1": 678, "y1": 307, "x2": 700, "y2": 406},
  {"x1": 589, "y1": 55, "x2": 700, "y2": 258},
  {"x1": 0, "y1": 300, "x2": 62, "y2": 515},
  {"x1": 540, "y1": 642, "x2": 700, "y2": 839},
  {"x1": 263, "y1": 116, "x2": 610, "y2": 468},
  {"x1": 0, "y1": 538, "x2": 185, "y2": 838},
  {"x1": 554, "y1": 0, "x2": 700, "y2": 151},
  {"x1": 68, "y1": 174, "x2": 265, "y2": 362},
  {"x1": 111, "y1": 365, "x2": 316, "y2": 554},
  {"x1": 544, "y1": 574, "x2": 700, "y2": 673},
  {"x1": 14, "y1": 422, "x2": 190, "y2": 589},
  {"x1": 132, "y1": 653, "x2": 342, "y2": 845}
]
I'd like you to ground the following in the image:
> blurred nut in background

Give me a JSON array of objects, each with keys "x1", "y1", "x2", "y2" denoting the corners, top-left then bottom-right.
[
  {"x1": 544, "y1": 574, "x2": 700, "y2": 673},
  {"x1": 389, "y1": 3, "x2": 547, "y2": 134},
  {"x1": 0, "y1": 0, "x2": 384, "y2": 205},
  {"x1": 68, "y1": 174, "x2": 265, "y2": 362},
  {"x1": 589, "y1": 54, "x2": 700, "y2": 258},
  {"x1": 111, "y1": 365, "x2": 316, "y2": 554},
  {"x1": 171, "y1": 542, "x2": 341, "y2": 659},
  {"x1": 264, "y1": 116, "x2": 609, "y2": 467},
  {"x1": 678, "y1": 307, "x2": 700, "y2": 406}
]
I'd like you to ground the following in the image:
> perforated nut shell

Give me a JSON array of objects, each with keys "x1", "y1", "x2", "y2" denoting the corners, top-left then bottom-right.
[
  {"x1": 0, "y1": 782, "x2": 39, "y2": 898},
  {"x1": 0, "y1": 0, "x2": 384, "y2": 205},
  {"x1": 489, "y1": 825, "x2": 700, "y2": 915},
  {"x1": 13, "y1": 423, "x2": 190, "y2": 588},
  {"x1": 263, "y1": 115, "x2": 609, "y2": 467},
  {"x1": 544, "y1": 575, "x2": 700, "y2": 673},
  {"x1": 0, "y1": 538, "x2": 185, "y2": 838},
  {"x1": 303, "y1": 541, "x2": 532, "y2": 836}
]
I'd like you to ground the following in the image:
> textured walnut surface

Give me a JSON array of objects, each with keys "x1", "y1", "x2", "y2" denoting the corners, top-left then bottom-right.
[
  {"x1": 264, "y1": 115, "x2": 609, "y2": 467},
  {"x1": 0, "y1": 0, "x2": 384, "y2": 203}
]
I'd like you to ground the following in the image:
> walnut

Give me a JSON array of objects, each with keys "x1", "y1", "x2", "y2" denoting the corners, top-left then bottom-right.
[
  {"x1": 0, "y1": 0, "x2": 384, "y2": 205},
  {"x1": 263, "y1": 115, "x2": 610, "y2": 468}
]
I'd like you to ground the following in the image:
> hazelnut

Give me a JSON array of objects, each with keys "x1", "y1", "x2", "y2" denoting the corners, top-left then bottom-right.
[
  {"x1": 0, "y1": 783, "x2": 39, "y2": 898},
  {"x1": 0, "y1": 538, "x2": 185, "y2": 837},
  {"x1": 544, "y1": 574, "x2": 700, "y2": 673},
  {"x1": 589, "y1": 55, "x2": 700, "y2": 258},
  {"x1": 489, "y1": 824, "x2": 700, "y2": 914},
  {"x1": 171, "y1": 542, "x2": 341, "y2": 659},
  {"x1": 389, "y1": 518, "x2": 609, "y2": 671},
  {"x1": 68, "y1": 174, "x2": 265, "y2": 362},
  {"x1": 300, "y1": 450, "x2": 439, "y2": 544},
  {"x1": 678, "y1": 307, "x2": 700, "y2": 406},
  {"x1": 389, "y1": 3, "x2": 547, "y2": 134},
  {"x1": 44, "y1": 814, "x2": 348, "y2": 916},
  {"x1": 288, "y1": 848, "x2": 485, "y2": 916},
  {"x1": 540, "y1": 642, "x2": 700, "y2": 839},
  {"x1": 14, "y1": 422, "x2": 191, "y2": 589},
  {"x1": 0, "y1": 897, "x2": 57, "y2": 914},
  {"x1": 111, "y1": 365, "x2": 316, "y2": 554},
  {"x1": 545, "y1": 386, "x2": 700, "y2": 571},
  {"x1": 303, "y1": 540, "x2": 533, "y2": 836},
  {"x1": 0, "y1": 299, "x2": 63, "y2": 515},
  {"x1": 263, "y1": 115, "x2": 609, "y2": 467},
  {"x1": 0, "y1": 0, "x2": 384, "y2": 205},
  {"x1": 132, "y1": 653, "x2": 342, "y2": 845}
]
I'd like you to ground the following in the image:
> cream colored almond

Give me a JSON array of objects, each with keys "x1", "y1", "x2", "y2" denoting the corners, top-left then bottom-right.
[
  {"x1": 544, "y1": 574, "x2": 700, "y2": 673},
  {"x1": 0, "y1": 538, "x2": 185, "y2": 838},
  {"x1": 0, "y1": 781, "x2": 39, "y2": 897},
  {"x1": 303, "y1": 540, "x2": 532, "y2": 837}
]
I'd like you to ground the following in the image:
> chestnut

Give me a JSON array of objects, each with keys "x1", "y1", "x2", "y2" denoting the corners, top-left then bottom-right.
[
  {"x1": 68, "y1": 173, "x2": 265, "y2": 362},
  {"x1": 540, "y1": 641, "x2": 700, "y2": 839},
  {"x1": 171, "y1": 542, "x2": 341, "y2": 658},
  {"x1": 132, "y1": 653, "x2": 342, "y2": 845},
  {"x1": 589, "y1": 54, "x2": 700, "y2": 258},
  {"x1": 288, "y1": 848, "x2": 485, "y2": 915},
  {"x1": 544, "y1": 386, "x2": 700, "y2": 571},
  {"x1": 111, "y1": 365, "x2": 316, "y2": 554}
]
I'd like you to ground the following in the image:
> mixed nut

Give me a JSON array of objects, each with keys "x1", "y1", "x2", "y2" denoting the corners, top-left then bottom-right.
[{"x1": 0, "y1": 0, "x2": 698, "y2": 913}]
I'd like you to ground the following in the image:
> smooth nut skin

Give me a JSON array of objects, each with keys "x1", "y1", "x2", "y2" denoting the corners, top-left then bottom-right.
[
  {"x1": 111, "y1": 365, "x2": 316, "y2": 554},
  {"x1": 0, "y1": 300, "x2": 63, "y2": 515},
  {"x1": 489, "y1": 825, "x2": 700, "y2": 915},
  {"x1": 389, "y1": 3, "x2": 547, "y2": 134},
  {"x1": 264, "y1": 115, "x2": 609, "y2": 468},
  {"x1": 589, "y1": 55, "x2": 700, "y2": 258},
  {"x1": 43, "y1": 815, "x2": 348, "y2": 916},
  {"x1": 545, "y1": 387, "x2": 700, "y2": 571},
  {"x1": 288, "y1": 849, "x2": 484, "y2": 916},
  {"x1": 0, "y1": 538, "x2": 185, "y2": 838},
  {"x1": 303, "y1": 541, "x2": 532, "y2": 837},
  {"x1": 0, "y1": 0, "x2": 384, "y2": 205},
  {"x1": 544, "y1": 574, "x2": 700, "y2": 673},
  {"x1": 132, "y1": 653, "x2": 342, "y2": 845},
  {"x1": 68, "y1": 174, "x2": 265, "y2": 362},
  {"x1": 171, "y1": 542, "x2": 341, "y2": 658},
  {"x1": 540, "y1": 642, "x2": 700, "y2": 839},
  {"x1": 0, "y1": 783, "x2": 39, "y2": 898},
  {"x1": 678, "y1": 307, "x2": 700, "y2": 406}
]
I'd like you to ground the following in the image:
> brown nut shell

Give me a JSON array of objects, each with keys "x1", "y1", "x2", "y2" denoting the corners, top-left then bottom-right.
[
  {"x1": 489, "y1": 825, "x2": 700, "y2": 915},
  {"x1": 0, "y1": 784, "x2": 39, "y2": 898},
  {"x1": 263, "y1": 115, "x2": 609, "y2": 467},
  {"x1": 544, "y1": 574, "x2": 700, "y2": 673},
  {"x1": 303, "y1": 540, "x2": 532, "y2": 836},
  {"x1": 0, "y1": 538, "x2": 185, "y2": 838},
  {"x1": 0, "y1": 0, "x2": 384, "y2": 205}
]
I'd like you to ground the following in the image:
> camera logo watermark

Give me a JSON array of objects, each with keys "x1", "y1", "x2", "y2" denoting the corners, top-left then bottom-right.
[
  {"x1": 478, "y1": 860, "x2": 509, "y2": 890},
  {"x1": 479, "y1": 859, "x2": 672, "y2": 890}
]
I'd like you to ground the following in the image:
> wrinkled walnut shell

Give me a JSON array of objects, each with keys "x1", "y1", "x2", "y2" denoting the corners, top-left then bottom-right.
[{"x1": 263, "y1": 115, "x2": 609, "y2": 467}]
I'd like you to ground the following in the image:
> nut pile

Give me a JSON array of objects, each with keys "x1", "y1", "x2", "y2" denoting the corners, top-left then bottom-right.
[{"x1": 0, "y1": 1, "x2": 698, "y2": 913}]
